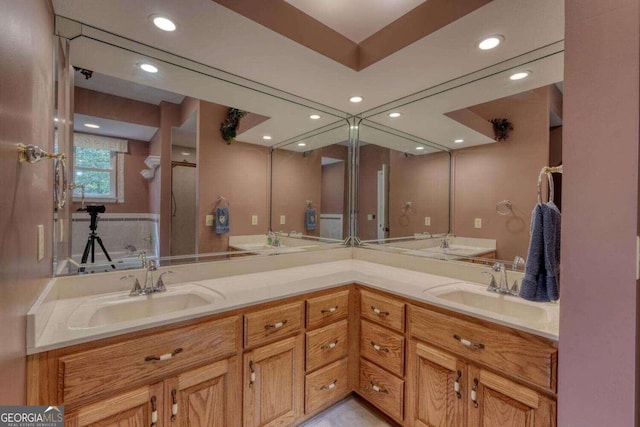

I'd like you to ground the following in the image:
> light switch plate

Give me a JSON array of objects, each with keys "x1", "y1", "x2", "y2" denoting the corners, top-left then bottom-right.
[
  {"x1": 37, "y1": 225, "x2": 44, "y2": 261},
  {"x1": 367, "y1": 214, "x2": 373, "y2": 221},
  {"x1": 59, "y1": 218, "x2": 64, "y2": 243},
  {"x1": 251, "y1": 215, "x2": 258, "y2": 225},
  {"x1": 205, "y1": 215, "x2": 214, "y2": 226},
  {"x1": 425, "y1": 216, "x2": 431, "y2": 226},
  {"x1": 474, "y1": 218, "x2": 482, "y2": 229},
  {"x1": 280, "y1": 215, "x2": 286, "y2": 225}
]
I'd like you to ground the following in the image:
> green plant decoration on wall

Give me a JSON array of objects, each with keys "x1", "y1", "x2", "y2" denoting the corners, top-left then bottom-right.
[
  {"x1": 490, "y1": 118, "x2": 514, "y2": 141},
  {"x1": 220, "y1": 108, "x2": 248, "y2": 144}
]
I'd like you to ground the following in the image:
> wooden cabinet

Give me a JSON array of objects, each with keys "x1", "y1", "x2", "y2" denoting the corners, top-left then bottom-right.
[
  {"x1": 244, "y1": 301, "x2": 304, "y2": 348},
  {"x1": 243, "y1": 335, "x2": 304, "y2": 427},
  {"x1": 65, "y1": 383, "x2": 164, "y2": 427},
  {"x1": 467, "y1": 366, "x2": 556, "y2": 427}
]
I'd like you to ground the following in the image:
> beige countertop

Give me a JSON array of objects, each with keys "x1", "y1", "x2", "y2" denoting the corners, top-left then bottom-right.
[{"x1": 27, "y1": 259, "x2": 558, "y2": 354}]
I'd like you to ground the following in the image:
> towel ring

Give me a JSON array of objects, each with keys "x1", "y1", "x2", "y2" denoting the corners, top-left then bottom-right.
[
  {"x1": 537, "y1": 169, "x2": 555, "y2": 204},
  {"x1": 496, "y1": 200, "x2": 513, "y2": 215}
]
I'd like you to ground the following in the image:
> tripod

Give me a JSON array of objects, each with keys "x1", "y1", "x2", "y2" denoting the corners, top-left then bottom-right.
[{"x1": 79, "y1": 211, "x2": 116, "y2": 273}]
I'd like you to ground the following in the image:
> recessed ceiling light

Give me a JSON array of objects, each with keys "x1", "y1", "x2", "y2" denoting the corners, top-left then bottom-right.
[
  {"x1": 84, "y1": 123, "x2": 100, "y2": 129},
  {"x1": 389, "y1": 112, "x2": 401, "y2": 118},
  {"x1": 454, "y1": 139, "x2": 464, "y2": 144},
  {"x1": 349, "y1": 96, "x2": 363, "y2": 103},
  {"x1": 349, "y1": 125, "x2": 359, "y2": 130},
  {"x1": 297, "y1": 142, "x2": 306, "y2": 147},
  {"x1": 181, "y1": 152, "x2": 191, "y2": 156},
  {"x1": 151, "y1": 15, "x2": 176, "y2": 32},
  {"x1": 510, "y1": 71, "x2": 530, "y2": 80},
  {"x1": 262, "y1": 135, "x2": 272, "y2": 140},
  {"x1": 416, "y1": 146, "x2": 425, "y2": 150},
  {"x1": 140, "y1": 63, "x2": 158, "y2": 73},
  {"x1": 309, "y1": 114, "x2": 321, "y2": 120},
  {"x1": 54, "y1": 117, "x2": 59, "y2": 122},
  {"x1": 478, "y1": 35, "x2": 503, "y2": 50}
]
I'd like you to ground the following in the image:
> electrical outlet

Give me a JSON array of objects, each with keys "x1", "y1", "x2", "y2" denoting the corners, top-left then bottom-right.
[
  {"x1": 367, "y1": 214, "x2": 373, "y2": 221},
  {"x1": 37, "y1": 225, "x2": 44, "y2": 261},
  {"x1": 425, "y1": 216, "x2": 431, "y2": 226},
  {"x1": 474, "y1": 218, "x2": 482, "y2": 229},
  {"x1": 251, "y1": 215, "x2": 258, "y2": 225},
  {"x1": 205, "y1": 215, "x2": 214, "y2": 226},
  {"x1": 280, "y1": 215, "x2": 286, "y2": 225}
]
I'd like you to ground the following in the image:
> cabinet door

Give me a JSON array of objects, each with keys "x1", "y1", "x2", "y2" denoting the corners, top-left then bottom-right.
[
  {"x1": 243, "y1": 335, "x2": 304, "y2": 427},
  {"x1": 65, "y1": 383, "x2": 163, "y2": 427},
  {"x1": 468, "y1": 366, "x2": 556, "y2": 427},
  {"x1": 168, "y1": 357, "x2": 241, "y2": 427},
  {"x1": 406, "y1": 340, "x2": 466, "y2": 427}
]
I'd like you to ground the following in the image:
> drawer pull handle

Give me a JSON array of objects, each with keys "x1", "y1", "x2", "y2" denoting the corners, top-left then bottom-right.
[
  {"x1": 145, "y1": 347, "x2": 183, "y2": 362},
  {"x1": 322, "y1": 340, "x2": 338, "y2": 350},
  {"x1": 370, "y1": 306, "x2": 389, "y2": 316},
  {"x1": 249, "y1": 360, "x2": 255, "y2": 388},
  {"x1": 454, "y1": 370, "x2": 462, "y2": 399},
  {"x1": 370, "y1": 341, "x2": 390, "y2": 353},
  {"x1": 370, "y1": 382, "x2": 389, "y2": 394},
  {"x1": 453, "y1": 334, "x2": 485, "y2": 350},
  {"x1": 171, "y1": 389, "x2": 178, "y2": 422},
  {"x1": 150, "y1": 395, "x2": 158, "y2": 427},
  {"x1": 264, "y1": 319, "x2": 288, "y2": 330},
  {"x1": 471, "y1": 378, "x2": 479, "y2": 408},
  {"x1": 321, "y1": 306, "x2": 338, "y2": 314},
  {"x1": 319, "y1": 379, "x2": 338, "y2": 391}
]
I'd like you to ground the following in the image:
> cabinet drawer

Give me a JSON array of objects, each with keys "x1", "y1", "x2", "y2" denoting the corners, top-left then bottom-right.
[
  {"x1": 408, "y1": 305, "x2": 557, "y2": 391},
  {"x1": 59, "y1": 316, "x2": 238, "y2": 404},
  {"x1": 305, "y1": 358, "x2": 349, "y2": 414},
  {"x1": 306, "y1": 290, "x2": 350, "y2": 329},
  {"x1": 306, "y1": 319, "x2": 349, "y2": 372},
  {"x1": 360, "y1": 290, "x2": 405, "y2": 332},
  {"x1": 359, "y1": 358, "x2": 404, "y2": 422},
  {"x1": 360, "y1": 320, "x2": 404, "y2": 377},
  {"x1": 244, "y1": 301, "x2": 304, "y2": 348}
]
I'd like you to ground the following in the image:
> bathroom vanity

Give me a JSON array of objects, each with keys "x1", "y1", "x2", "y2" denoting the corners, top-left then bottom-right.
[{"x1": 26, "y1": 254, "x2": 558, "y2": 426}]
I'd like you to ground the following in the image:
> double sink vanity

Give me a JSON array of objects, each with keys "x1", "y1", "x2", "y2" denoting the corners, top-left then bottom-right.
[{"x1": 27, "y1": 249, "x2": 558, "y2": 426}]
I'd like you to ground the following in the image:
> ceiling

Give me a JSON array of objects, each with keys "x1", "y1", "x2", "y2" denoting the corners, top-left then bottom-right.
[
  {"x1": 54, "y1": 0, "x2": 564, "y2": 152},
  {"x1": 283, "y1": 0, "x2": 427, "y2": 43}
]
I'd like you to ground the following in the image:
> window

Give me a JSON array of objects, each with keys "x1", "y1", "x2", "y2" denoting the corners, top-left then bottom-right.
[
  {"x1": 74, "y1": 146, "x2": 117, "y2": 199},
  {"x1": 73, "y1": 133, "x2": 128, "y2": 202}
]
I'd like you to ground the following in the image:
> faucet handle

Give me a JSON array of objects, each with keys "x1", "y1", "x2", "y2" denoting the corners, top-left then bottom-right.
[
  {"x1": 156, "y1": 271, "x2": 174, "y2": 292},
  {"x1": 122, "y1": 275, "x2": 143, "y2": 296},
  {"x1": 482, "y1": 271, "x2": 499, "y2": 292},
  {"x1": 147, "y1": 259, "x2": 157, "y2": 271},
  {"x1": 491, "y1": 262, "x2": 504, "y2": 272}
]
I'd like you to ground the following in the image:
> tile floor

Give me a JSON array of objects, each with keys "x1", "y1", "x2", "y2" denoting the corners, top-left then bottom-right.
[{"x1": 301, "y1": 397, "x2": 393, "y2": 427}]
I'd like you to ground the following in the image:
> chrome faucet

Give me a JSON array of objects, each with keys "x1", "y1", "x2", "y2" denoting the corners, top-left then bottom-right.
[
  {"x1": 422, "y1": 231, "x2": 432, "y2": 238},
  {"x1": 485, "y1": 262, "x2": 519, "y2": 296},
  {"x1": 440, "y1": 234, "x2": 453, "y2": 249},
  {"x1": 512, "y1": 255, "x2": 525, "y2": 271},
  {"x1": 121, "y1": 260, "x2": 173, "y2": 296}
]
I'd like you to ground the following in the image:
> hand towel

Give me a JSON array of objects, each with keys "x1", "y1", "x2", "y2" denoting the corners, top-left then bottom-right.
[
  {"x1": 520, "y1": 204, "x2": 546, "y2": 301},
  {"x1": 305, "y1": 208, "x2": 317, "y2": 231},
  {"x1": 519, "y1": 202, "x2": 561, "y2": 302},
  {"x1": 215, "y1": 207, "x2": 230, "y2": 234},
  {"x1": 542, "y1": 201, "x2": 561, "y2": 301}
]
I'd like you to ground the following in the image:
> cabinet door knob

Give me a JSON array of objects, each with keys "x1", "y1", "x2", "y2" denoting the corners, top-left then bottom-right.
[
  {"x1": 249, "y1": 360, "x2": 256, "y2": 388},
  {"x1": 471, "y1": 378, "x2": 479, "y2": 408},
  {"x1": 370, "y1": 341, "x2": 390, "y2": 353},
  {"x1": 145, "y1": 347, "x2": 183, "y2": 362},
  {"x1": 171, "y1": 389, "x2": 178, "y2": 422},
  {"x1": 150, "y1": 396, "x2": 158, "y2": 427},
  {"x1": 321, "y1": 339, "x2": 338, "y2": 350},
  {"x1": 319, "y1": 379, "x2": 338, "y2": 391},
  {"x1": 370, "y1": 381, "x2": 389, "y2": 394},
  {"x1": 321, "y1": 306, "x2": 338, "y2": 314},
  {"x1": 454, "y1": 370, "x2": 462, "y2": 399}
]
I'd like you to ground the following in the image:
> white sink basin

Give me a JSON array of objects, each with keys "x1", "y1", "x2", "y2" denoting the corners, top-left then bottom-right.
[
  {"x1": 67, "y1": 284, "x2": 224, "y2": 329},
  {"x1": 426, "y1": 282, "x2": 555, "y2": 325}
]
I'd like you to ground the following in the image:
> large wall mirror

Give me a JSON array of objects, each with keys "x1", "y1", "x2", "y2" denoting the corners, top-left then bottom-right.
[
  {"x1": 54, "y1": 19, "x2": 347, "y2": 275},
  {"x1": 357, "y1": 44, "x2": 564, "y2": 268}
]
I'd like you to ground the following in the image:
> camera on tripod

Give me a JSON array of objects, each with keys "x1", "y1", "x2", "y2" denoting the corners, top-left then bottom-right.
[{"x1": 77, "y1": 204, "x2": 115, "y2": 272}]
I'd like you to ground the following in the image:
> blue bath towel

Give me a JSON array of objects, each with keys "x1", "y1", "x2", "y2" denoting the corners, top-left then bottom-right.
[
  {"x1": 305, "y1": 208, "x2": 317, "y2": 231},
  {"x1": 215, "y1": 207, "x2": 229, "y2": 234},
  {"x1": 519, "y1": 202, "x2": 561, "y2": 302}
]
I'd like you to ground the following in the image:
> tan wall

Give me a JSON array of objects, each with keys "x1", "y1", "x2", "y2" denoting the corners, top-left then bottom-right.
[
  {"x1": 72, "y1": 139, "x2": 150, "y2": 213},
  {"x1": 453, "y1": 88, "x2": 550, "y2": 261},
  {"x1": 0, "y1": 0, "x2": 53, "y2": 404},
  {"x1": 74, "y1": 86, "x2": 159, "y2": 127},
  {"x1": 321, "y1": 162, "x2": 345, "y2": 214},
  {"x1": 271, "y1": 149, "x2": 322, "y2": 236},
  {"x1": 389, "y1": 150, "x2": 450, "y2": 237},
  {"x1": 197, "y1": 101, "x2": 270, "y2": 253},
  {"x1": 358, "y1": 144, "x2": 390, "y2": 240}
]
